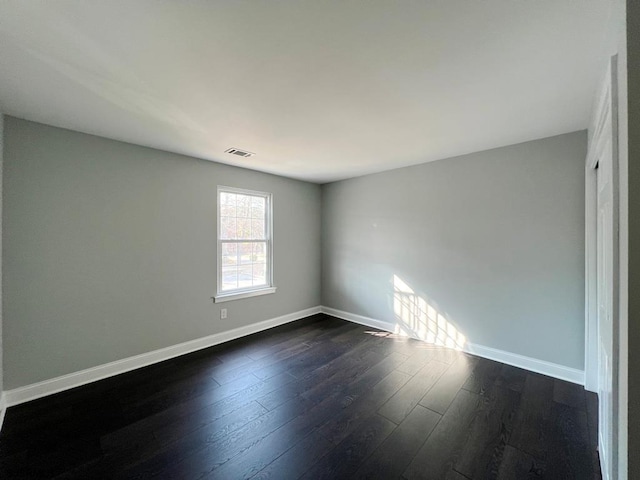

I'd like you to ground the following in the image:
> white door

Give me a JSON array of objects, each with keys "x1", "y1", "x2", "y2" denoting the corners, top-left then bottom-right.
[{"x1": 596, "y1": 138, "x2": 615, "y2": 480}]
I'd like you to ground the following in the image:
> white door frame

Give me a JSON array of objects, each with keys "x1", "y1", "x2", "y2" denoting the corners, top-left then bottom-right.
[{"x1": 585, "y1": 54, "x2": 620, "y2": 479}]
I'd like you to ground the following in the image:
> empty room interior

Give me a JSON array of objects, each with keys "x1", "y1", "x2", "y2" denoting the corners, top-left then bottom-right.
[{"x1": 0, "y1": 1, "x2": 638, "y2": 479}]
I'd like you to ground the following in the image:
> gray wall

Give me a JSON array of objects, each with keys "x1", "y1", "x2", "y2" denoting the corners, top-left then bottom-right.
[
  {"x1": 322, "y1": 132, "x2": 586, "y2": 369},
  {"x1": 3, "y1": 117, "x2": 322, "y2": 389}
]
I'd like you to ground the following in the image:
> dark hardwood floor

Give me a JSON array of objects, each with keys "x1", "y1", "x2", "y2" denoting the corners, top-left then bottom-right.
[{"x1": 0, "y1": 314, "x2": 601, "y2": 479}]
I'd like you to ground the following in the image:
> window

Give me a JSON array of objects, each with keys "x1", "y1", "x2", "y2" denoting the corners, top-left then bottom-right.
[{"x1": 215, "y1": 186, "x2": 275, "y2": 302}]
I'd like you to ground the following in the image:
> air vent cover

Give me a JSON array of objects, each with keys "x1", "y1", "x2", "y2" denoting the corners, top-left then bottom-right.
[{"x1": 225, "y1": 148, "x2": 254, "y2": 158}]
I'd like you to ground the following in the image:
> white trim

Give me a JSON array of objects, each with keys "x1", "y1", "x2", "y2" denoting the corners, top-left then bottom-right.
[
  {"x1": 585, "y1": 160, "x2": 598, "y2": 392},
  {"x1": 586, "y1": 58, "x2": 619, "y2": 392},
  {"x1": 600, "y1": 430, "x2": 611, "y2": 480},
  {"x1": 3, "y1": 306, "x2": 321, "y2": 408},
  {"x1": 321, "y1": 306, "x2": 393, "y2": 331},
  {"x1": 0, "y1": 394, "x2": 6, "y2": 432},
  {"x1": 464, "y1": 343, "x2": 584, "y2": 386},
  {"x1": 584, "y1": 70, "x2": 610, "y2": 391},
  {"x1": 320, "y1": 306, "x2": 585, "y2": 385},
  {"x1": 585, "y1": 55, "x2": 620, "y2": 480},
  {"x1": 213, "y1": 286, "x2": 277, "y2": 303},
  {"x1": 608, "y1": 55, "x2": 621, "y2": 480}
]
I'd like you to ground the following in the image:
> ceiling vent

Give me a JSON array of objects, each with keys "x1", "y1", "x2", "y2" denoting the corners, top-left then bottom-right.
[{"x1": 225, "y1": 148, "x2": 254, "y2": 158}]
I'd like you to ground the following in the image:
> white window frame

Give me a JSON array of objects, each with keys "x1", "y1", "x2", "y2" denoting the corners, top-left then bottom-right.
[{"x1": 214, "y1": 186, "x2": 276, "y2": 303}]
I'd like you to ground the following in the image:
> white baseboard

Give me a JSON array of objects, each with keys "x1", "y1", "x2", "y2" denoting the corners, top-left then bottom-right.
[
  {"x1": 320, "y1": 306, "x2": 585, "y2": 386},
  {"x1": 321, "y1": 306, "x2": 392, "y2": 331},
  {"x1": 464, "y1": 342, "x2": 584, "y2": 385},
  {"x1": 3, "y1": 306, "x2": 321, "y2": 408}
]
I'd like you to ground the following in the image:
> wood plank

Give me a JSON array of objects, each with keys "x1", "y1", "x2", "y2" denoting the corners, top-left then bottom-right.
[
  {"x1": 396, "y1": 350, "x2": 434, "y2": 376},
  {"x1": 462, "y1": 357, "x2": 504, "y2": 395},
  {"x1": 3, "y1": 437, "x2": 102, "y2": 479},
  {"x1": 250, "y1": 430, "x2": 335, "y2": 480},
  {"x1": 216, "y1": 320, "x2": 358, "y2": 383},
  {"x1": 496, "y1": 445, "x2": 546, "y2": 480},
  {"x1": 287, "y1": 333, "x2": 373, "y2": 380},
  {"x1": 236, "y1": 314, "x2": 334, "y2": 361},
  {"x1": 61, "y1": 400, "x2": 269, "y2": 478},
  {"x1": 494, "y1": 363, "x2": 528, "y2": 393},
  {"x1": 201, "y1": 400, "x2": 337, "y2": 480},
  {"x1": 300, "y1": 350, "x2": 387, "y2": 404},
  {"x1": 428, "y1": 346, "x2": 461, "y2": 365},
  {"x1": 553, "y1": 378, "x2": 587, "y2": 409},
  {"x1": 299, "y1": 414, "x2": 397, "y2": 480},
  {"x1": 454, "y1": 385, "x2": 521, "y2": 479},
  {"x1": 206, "y1": 314, "x2": 334, "y2": 362},
  {"x1": 419, "y1": 353, "x2": 478, "y2": 414},
  {"x1": 113, "y1": 395, "x2": 312, "y2": 479},
  {"x1": 403, "y1": 389, "x2": 482, "y2": 480},
  {"x1": 544, "y1": 402, "x2": 595, "y2": 479},
  {"x1": 508, "y1": 373, "x2": 554, "y2": 460},
  {"x1": 98, "y1": 371, "x2": 291, "y2": 458},
  {"x1": 202, "y1": 353, "x2": 408, "y2": 479},
  {"x1": 378, "y1": 360, "x2": 448, "y2": 424},
  {"x1": 317, "y1": 369, "x2": 412, "y2": 445},
  {"x1": 255, "y1": 347, "x2": 398, "y2": 411},
  {"x1": 352, "y1": 405, "x2": 441, "y2": 479}
]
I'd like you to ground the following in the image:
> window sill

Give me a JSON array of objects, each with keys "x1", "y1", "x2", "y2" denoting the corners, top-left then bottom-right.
[{"x1": 213, "y1": 286, "x2": 277, "y2": 303}]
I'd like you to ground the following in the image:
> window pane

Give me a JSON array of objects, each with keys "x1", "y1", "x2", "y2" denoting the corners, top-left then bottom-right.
[
  {"x1": 237, "y1": 194, "x2": 251, "y2": 208},
  {"x1": 221, "y1": 192, "x2": 236, "y2": 206},
  {"x1": 222, "y1": 254, "x2": 236, "y2": 266},
  {"x1": 221, "y1": 217, "x2": 236, "y2": 240},
  {"x1": 251, "y1": 218, "x2": 265, "y2": 239},
  {"x1": 237, "y1": 194, "x2": 251, "y2": 218},
  {"x1": 220, "y1": 204, "x2": 236, "y2": 217},
  {"x1": 221, "y1": 242, "x2": 237, "y2": 257},
  {"x1": 236, "y1": 218, "x2": 251, "y2": 239},
  {"x1": 252, "y1": 263, "x2": 266, "y2": 286},
  {"x1": 238, "y1": 265, "x2": 253, "y2": 289},
  {"x1": 251, "y1": 197, "x2": 265, "y2": 218},
  {"x1": 253, "y1": 242, "x2": 266, "y2": 263},
  {"x1": 221, "y1": 267, "x2": 238, "y2": 291},
  {"x1": 239, "y1": 242, "x2": 253, "y2": 264}
]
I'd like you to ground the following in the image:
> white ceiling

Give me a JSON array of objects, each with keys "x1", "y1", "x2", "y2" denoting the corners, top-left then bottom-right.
[{"x1": 0, "y1": 1, "x2": 612, "y2": 183}]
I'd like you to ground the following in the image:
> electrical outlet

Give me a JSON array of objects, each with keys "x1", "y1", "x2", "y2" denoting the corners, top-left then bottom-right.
[{"x1": 220, "y1": 308, "x2": 227, "y2": 319}]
